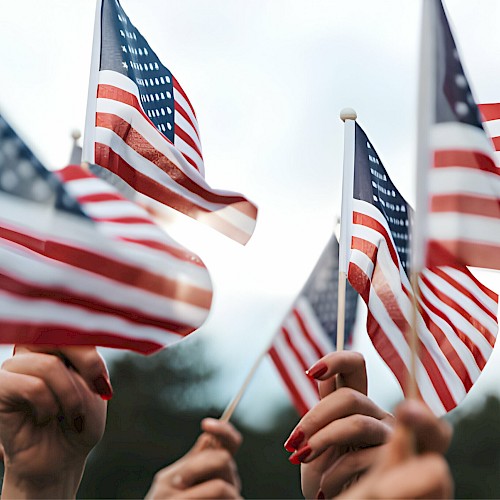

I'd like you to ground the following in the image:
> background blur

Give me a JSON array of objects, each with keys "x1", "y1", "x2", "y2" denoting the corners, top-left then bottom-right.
[{"x1": 1, "y1": 1, "x2": 500, "y2": 497}]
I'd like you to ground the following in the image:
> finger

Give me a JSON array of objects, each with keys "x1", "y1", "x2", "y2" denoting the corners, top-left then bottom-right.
[
  {"x1": 199, "y1": 419, "x2": 242, "y2": 455},
  {"x1": 173, "y1": 449, "x2": 237, "y2": 489},
  {"x1": 2, "y1": 353, "x2": 86, "y2": 433},
  {"x1": 305, "y1": 351, "x2": 367, "y2": 398},
  {"x1": 0, "y1": 370, "x2": 58, "y2": 424},
  {"x1": 290, "y1": 413, "x2": 392, "y2": 464},
  {"x1": 176, "y1": 479, "x2": 242, "y2": 499},
  {"x1": 373, "y1": 454, "x2": 453, "y2": 499},
  {"x1": 395, "y1": 400, "x2": 452, "y2": 454},
  {"x1": 14, "y1": 345, "x2": 112, "y2": 400},
  {"x1": 320, "y1": 446, "x2": 382, "y2": 498},
  {"x1": 285, "y1": 388, "x2": 389, "y2": 452}
]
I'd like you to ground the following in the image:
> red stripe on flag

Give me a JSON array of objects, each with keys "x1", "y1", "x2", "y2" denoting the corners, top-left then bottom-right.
[
  {"x1": 434, "y1": 150, "x2": 498, "y2": 174},
  {"x1": 175, "y1": 124, "x2": 203, "y2": 159},
  {"x1": 293, "y1": 309, "x2": 324, "y2": 359},
  {"x1": 0, "y1": 320, "x2": 164, "y2": 354},
  {"x1": 173, "y1": 77, "x2": 197, "y2": 120},
  {"x1": 281, "y1": 326, "x2": 319, "y2": 393},
  {"x1": 0, "y1": 225, "x2": 211, "y2": 309},
  {"x1": 96, "y1": 112, "x2": 256, "y2": 213},
  {"x1": 0, "y1": 272, "x2": 193, "y2": 335},
  {"x1": 269, "y1": 346, "x2": 312, "y2": 417},
  {"x1": 353, "y1": 213, "x2": 400, "y2": 268},
  {"x1": 430, "y1": 194, "x2": 500, "y2": 219},
  {"x1": 478, "y1": 103, "x2": 500, "y2": 122},
  {"x1": 427, "y1": 239, "x2": 500, "y2": 271}
]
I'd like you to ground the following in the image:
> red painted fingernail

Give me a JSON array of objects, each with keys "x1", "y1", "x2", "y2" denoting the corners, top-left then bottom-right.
[
  {"x1": 306, "y1": 362, "x2": 328, "y2": 379},
  {"x1": 289, "y1": 444, "x2": 312, "y2": 464},
  {"x1": 94, "y1": 375, "x2": 113, "y2": 400},
  {"x1": 317, "y1": 490, "x2": 325, "y2": 499},
  {"x1": 284, "y1": 427, "x2": 305, "y2": 452}
]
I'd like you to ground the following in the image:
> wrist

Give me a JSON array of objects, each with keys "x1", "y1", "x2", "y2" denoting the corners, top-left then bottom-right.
[{"x1": 1, "y1": 461, "x2": 86, "y2": 499}]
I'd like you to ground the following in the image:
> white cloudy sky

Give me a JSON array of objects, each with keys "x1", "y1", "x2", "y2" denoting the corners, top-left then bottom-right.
[{"x1": 1, "y1": 1, "x2": 500, "y2": 426}]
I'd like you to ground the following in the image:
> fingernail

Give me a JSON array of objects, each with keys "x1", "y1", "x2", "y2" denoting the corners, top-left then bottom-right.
[
  {"x1": 317, "y1": 490, "x2": 325, "y2": 499},
  {"x1": 73, "y1": 415, "x2": 84, "y2": 433},
  {"x1": 94, "y1": 375, "x2": 113, "y2": 400},
  {"x1": 284, "y1": 427, "x2": 305, "y2": 452},
  {"x1": 289, "y1": 444, "x2": 312, "y2": 464},
  {"x1": 306, "y1": 362, "x2": 328, "y2": 379}
]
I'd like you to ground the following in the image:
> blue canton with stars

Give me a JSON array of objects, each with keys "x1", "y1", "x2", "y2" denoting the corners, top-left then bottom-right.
[
  {"x1": 0, "y1": 114, "x2": 86, "y2": 218},
  {"x1": 101, "y1": 0, "x2": 176, "y2": 143},
  {"x1": 353, "y1": 123, "x2": 412, "y2": 276},
  {"x1": 301, "y1": 236, "x2": 358, "y2": 347},
  {"x1": 434, "y1": 1, "x2": 483, "y2": 129}
]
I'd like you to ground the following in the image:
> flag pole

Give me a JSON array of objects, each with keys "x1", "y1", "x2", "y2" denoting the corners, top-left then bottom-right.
[
  {"x1": 408, "y1": 0, "x2": 435, "y2": 401},
  {"x1": 337, "y1": 108, "x2": 357, "y2": 353}
]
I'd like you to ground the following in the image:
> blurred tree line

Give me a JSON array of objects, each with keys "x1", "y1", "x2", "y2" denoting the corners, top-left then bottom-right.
[
  {"x1": 77, "y1": 338, "x2": 302, "y2": 498},
  {"x1": 0, "y1": 338, "x2": 498, "y2": 498},
  {"x1": 75, "y1": 338, "x2": 500, "y2": 499}
]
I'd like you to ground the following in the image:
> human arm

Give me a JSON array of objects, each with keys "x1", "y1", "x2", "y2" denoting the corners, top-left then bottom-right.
[
  {"x1": 145, "y1": 418, "x2": 243, "y2": 499},
  {"x1": 337, "y1": 399, "x2": 453, "y2": 499},
  {"x1": 284, "y1": 351, "x2": 394, "y2": 498},
  {"x1": 0, "y1": 345, "x2": 111, "y2": 499}
]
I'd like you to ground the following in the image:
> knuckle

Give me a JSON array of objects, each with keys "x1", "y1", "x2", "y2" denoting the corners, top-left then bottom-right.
[
  {"x1": 340, "y1": 387, "x2": 363, "y2": 408},
  {"x1": 212, "y1": 479, "x2": 233, "y2": 496}
]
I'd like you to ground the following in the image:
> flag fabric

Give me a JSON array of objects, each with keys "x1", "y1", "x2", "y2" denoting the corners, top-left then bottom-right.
[
  {"x1": 423, "y1": 0, "x2": 500, "y2": 270},
  {"x1": 478, "y1": 103, "x2": 500, "y2": 165},
  {"x1": 347, "y1": 121, "x2": 498, "y2": 415},
  {"x1": 0, "y1": 113, "x2": 212, "y2": 353},
  {"x1": 83, "y1": 0, "x2": 258, "y2": 245},
  {"x1": 269, "y1": 235, "x2": 359, "y2": 416}
]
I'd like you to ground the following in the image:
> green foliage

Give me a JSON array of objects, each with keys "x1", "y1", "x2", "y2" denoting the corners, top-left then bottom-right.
[{"x1": 77, "y1": 339, "x2": 302, "y2": 498}]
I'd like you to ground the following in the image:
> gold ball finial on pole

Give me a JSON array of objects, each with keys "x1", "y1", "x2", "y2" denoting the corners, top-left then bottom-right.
[{"x1": 339, "y1": 108, "x2": 357, "y2": 122}]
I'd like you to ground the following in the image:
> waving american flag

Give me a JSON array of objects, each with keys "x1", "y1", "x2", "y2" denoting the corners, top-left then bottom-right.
[
  {"x1": 423, "y1": 0, "x2": 500, "y2": 270},
  {"x1": 270, "y1": 235, "x2": 359, "y2": 416},
  {"x1": 0, "y1": 113, "x2": 212, "y2": 353},
  {"x1": 346, "y1": 121, "x2": 497, "y2": 415},
  {"x1": 83, "y1": 0, "x2": 257, "y2": 245}
]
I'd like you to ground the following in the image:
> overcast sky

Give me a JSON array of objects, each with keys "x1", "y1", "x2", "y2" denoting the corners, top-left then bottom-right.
[{"x1": 1, "y1": 1, "x2": 500, "y2": 426}]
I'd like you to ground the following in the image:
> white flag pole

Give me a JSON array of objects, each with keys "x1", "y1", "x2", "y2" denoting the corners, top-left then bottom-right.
[
  {"x1": 409, "y1": 0, "x2": 435, "y2": 401},
  {"x1": 337, "y1": 108, "x2": 357, "y2": 353},
  {"x1": 82, "y1": 0, "x2": 103, "y2": 165}
]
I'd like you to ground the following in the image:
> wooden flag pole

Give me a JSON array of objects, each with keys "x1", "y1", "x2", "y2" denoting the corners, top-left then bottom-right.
[{"x1": 337, "y1": 108, "x2": 357, "y2": 354}]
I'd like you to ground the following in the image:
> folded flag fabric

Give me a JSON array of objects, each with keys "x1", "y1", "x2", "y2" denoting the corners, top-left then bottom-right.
[
  {"x1": 269, "y1": 234, "x2": 359, "y2": 416},
  {"x1": 0, "y1": 113, "x2": 212, "y2": 353},
  {"x1": 83, "y1": 0, "x2": 258, "y2": 245},
  {"x1": 346, "y1": 121, "x2": 498, "y2": 415}
]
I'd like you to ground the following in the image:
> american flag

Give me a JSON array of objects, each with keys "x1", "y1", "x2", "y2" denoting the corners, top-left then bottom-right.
[
  {"x1": 424, "y1": 1, "x2": 500, "y2": 270},
  {"x1": 269, "y1": 235, "x2": 358, "y2": 416},
  {"x1": 83, "y1": 0, "x2": 258, "y2": 245},
  {"x1": 0, "y1": 113, "x2": 212, "y2": 353},
  {"x1": 478, "y1": 103, "x2": 500, "y2": 165},
  {"x1": 347, "y1": 121, "x2": 498, "y2": 415}
]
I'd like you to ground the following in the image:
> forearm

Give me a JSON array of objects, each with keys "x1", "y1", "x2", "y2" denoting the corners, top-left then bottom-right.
[{"x1": 1, "y1": 464, "x2": 85, "y2": 499}]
